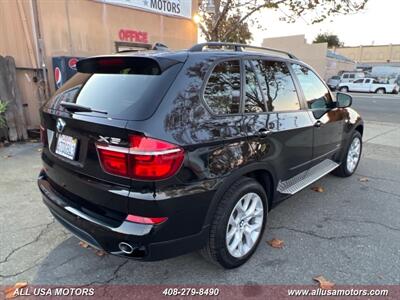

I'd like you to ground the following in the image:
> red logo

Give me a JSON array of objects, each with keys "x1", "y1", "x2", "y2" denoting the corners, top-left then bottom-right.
[
  {"x1": 68, "y1": 58, "x2": 78, "y2": 70},
  {"x1": 54, "y1": 67, "x2": 62, "y2": 87}
]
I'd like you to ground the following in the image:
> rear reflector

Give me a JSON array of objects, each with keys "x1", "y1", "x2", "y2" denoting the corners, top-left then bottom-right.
[
  {"x1": 126, "y1": 214, "x2": 168, "y2": 225},
  {"x1": 40, "y1": 125, "x2": 48, "y2": 146},
  {"x1": 96, "y1": 134, "x2": 184, "y2": 180}
]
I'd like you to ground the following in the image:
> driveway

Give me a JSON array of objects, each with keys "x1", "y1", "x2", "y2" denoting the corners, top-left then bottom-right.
[{"x1": 1, "y1": 94, "x2": 399, "y2": 286}]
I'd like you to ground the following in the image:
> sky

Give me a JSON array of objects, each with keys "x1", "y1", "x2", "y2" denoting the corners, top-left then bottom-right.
[{"x1": 248, "y1": 0, "x2": 400, "y2": 46}]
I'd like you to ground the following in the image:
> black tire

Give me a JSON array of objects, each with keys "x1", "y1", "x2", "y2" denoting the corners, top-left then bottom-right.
[
  {"x1": 339, "y1": 86, "x2": 349, "y2": 92},
  {"x1": 375, "y1": 88, "x2": 386, "y2": 94},
  {"x1": 332, "y1": 131, "x2": 362, "y2": 177},
  {"x1": 200, "y1": 177, "x2": 268, "y2": 269}
]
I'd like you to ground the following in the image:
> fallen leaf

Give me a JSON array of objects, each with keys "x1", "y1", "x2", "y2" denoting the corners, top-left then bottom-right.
[
  {"x1": 14, "y1": 283, "x2": 28, "y2": 289},
  {"x1": 311, "y1": 186, "x2": 325, "y2": 193},
  {"x1": 5, "y1": 282, "x2": 28, "y2": 299},
  {"x1": 95, "y1": 250, "x2": 106, "y2": 257},
  {"x1": 267, "y1": 238, "x2": 284, "y2": 249},
  {"x1": 79, "y1": 241, "x2": 90, "y2": 249},
  {"x1": 313, "y1": 275, "x2": 335, "y2": 290},
  {"x1": 359, "y1": 177, "x2": 369, "y2": 182}
]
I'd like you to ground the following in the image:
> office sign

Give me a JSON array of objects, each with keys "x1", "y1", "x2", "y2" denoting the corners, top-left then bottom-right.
[
  {"x1": 118, "y1": 29, "x2": 149, "y2": 43},
  {"x1": 97, "y1": 0, "x2": 192, "y2": 19}
]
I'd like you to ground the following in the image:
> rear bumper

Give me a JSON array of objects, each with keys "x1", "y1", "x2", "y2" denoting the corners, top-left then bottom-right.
[{"x1": 38, "y1": 173, "x2": 210, "y2": 261}]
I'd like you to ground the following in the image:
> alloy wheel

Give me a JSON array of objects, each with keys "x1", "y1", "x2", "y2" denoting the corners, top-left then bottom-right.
[
  {"x1": 346, "y1": 136, "x2": 361, "y2": 173},
  {"x1": 226, "y1": 192, "x2": 264, "y2": 258}
]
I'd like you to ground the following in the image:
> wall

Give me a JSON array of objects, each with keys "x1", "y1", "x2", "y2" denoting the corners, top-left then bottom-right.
[
  {"x1": 0, "y1": 0, "x2": 38, "y2": 69},
  {"x1": 335, "y1": 44, "x2": 400, "y2": 64},
  {"x1": 262, "y1": 35, "x2": 328, "y2": 77}
]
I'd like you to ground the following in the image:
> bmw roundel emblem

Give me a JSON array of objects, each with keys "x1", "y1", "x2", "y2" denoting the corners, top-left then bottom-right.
[{"x1": 56, "y1": 118, "x2": 66, "y2": 133}]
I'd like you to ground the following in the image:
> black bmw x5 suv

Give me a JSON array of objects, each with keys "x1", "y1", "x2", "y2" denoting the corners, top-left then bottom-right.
[{"x1": 38, "y1": 42, "x2": 363, "y2": 269}]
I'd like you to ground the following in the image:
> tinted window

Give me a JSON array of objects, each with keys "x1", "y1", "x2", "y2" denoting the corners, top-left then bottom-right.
[
  {"x1": 365, "y1": 79, "x2": 371, "y2": 83},
  {"x1": 353, "y1": 79, "x2": 364, "y2": 83},
  {"x1": 349, "y1": 74, "x2": 355, "y2": 79},
  {"x1": 45, "y1": 63, "x2": 182, "y2": 120},
  {"x1": 244, "y1": 61, "x2": 265, "y2": 113},
  {"x1": 332, "y1": 76, "x2": 340, "y2": 80},
  {"x1": 254, "y1": 60, "x2": 300, "y2": 112},
  {"x1": 343, "y1": 74, "x2": 349, "y2": 79},
  {"x1": 292, "y1": 64, "x2": 332, "y2": 118},
  {"x1": 204, "y1": 60, "x2": 241, "y2": 114}
]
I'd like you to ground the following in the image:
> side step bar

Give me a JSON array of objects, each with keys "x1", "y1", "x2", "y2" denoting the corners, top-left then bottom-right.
[{"x1": 277, "y1": 159, "x2": 339, "y2": 195}]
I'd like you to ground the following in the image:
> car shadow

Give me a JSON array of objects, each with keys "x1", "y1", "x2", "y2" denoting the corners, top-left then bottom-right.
[{"x1": 33, "y1": 235, "x2": 259, "y2": 285}]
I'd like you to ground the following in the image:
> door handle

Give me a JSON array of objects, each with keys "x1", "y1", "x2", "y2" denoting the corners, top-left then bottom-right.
[
  {"x1": 257, "y1": 128, "x2": 272, "y2": 137},
  {"x1": 314, "y1": 120, "x2": 323, "y2": 128}
]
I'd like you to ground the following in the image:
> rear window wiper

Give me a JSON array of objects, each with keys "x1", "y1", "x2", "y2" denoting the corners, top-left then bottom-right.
[{"x1": 60, "y1": 101, "x2": 108, "y2": 114}]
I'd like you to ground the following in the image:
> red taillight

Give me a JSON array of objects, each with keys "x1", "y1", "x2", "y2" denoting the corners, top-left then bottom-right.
[
  {"x1": 129, "y1": 135, "x2": 184, "y2": 180},
  {"x1": 97, "y1": 148, "x2": 128, "y2": 177},
  {"x1": 96, "y1": 135, "x2": 184, "y2": 180},
  {"x1": 126, "y1": 214, "x2": 168, "y2": 225},
  {"x1": 40, "y1": 125, "x2": 48, "y2": 146}
]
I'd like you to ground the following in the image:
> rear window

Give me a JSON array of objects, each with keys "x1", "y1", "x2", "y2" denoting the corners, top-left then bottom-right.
[{"x1": 45, "y1": 62, "x2": 182, "y2": 120}]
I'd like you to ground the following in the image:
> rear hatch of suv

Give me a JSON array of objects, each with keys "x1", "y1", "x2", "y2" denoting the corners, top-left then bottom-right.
[{"x1": 40, "y1": 54, "x2": 185, "y2": 222}]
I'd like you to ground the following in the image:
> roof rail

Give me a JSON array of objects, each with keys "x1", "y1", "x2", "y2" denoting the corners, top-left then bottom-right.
[{"x1": 189, "y1": 42, "x2": 298, "y2": 60}]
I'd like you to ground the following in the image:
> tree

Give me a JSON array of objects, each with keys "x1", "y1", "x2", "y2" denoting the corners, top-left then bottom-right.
[
  {"x1": 198, "y1": 0, "x2": 368, "y2": 43},
  {"x1": 313, "y1": 33, "x2": 343, "y2": 48}
]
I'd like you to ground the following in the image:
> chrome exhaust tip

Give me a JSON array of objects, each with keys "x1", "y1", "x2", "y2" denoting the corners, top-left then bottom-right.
[{"x1": 118, "y1": 242, "x2": 134, "y2": 254}]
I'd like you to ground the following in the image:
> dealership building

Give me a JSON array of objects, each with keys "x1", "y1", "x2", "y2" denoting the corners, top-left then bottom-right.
[
  {"x1": 262, "y1": 35, "x2": 356, "y2": 81},
  {"x1": 0, "y1": 0, "x2": 198, "y2": 130}
]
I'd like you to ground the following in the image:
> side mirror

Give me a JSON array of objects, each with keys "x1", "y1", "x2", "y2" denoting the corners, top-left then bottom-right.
[{"x1": 336, "y1": 92, "x2": 352, "y2": 108}]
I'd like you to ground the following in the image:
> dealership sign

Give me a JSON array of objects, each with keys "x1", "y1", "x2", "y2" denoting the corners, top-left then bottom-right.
[{"x1": 97, "y1": 0, "x2": 192, "y2": 19}]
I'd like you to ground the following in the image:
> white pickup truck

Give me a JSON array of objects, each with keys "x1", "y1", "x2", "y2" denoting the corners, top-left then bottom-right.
[{"x1": 338, "y1": 78, "x2": 399, "y2": 94}]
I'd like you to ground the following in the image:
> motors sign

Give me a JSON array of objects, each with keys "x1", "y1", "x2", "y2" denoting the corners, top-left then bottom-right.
[{"x1": 97, "y1": 0, "x2": 192, "y2": 19}]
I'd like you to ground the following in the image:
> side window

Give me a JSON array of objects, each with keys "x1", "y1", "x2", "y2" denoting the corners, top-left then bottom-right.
[
  {"x1": 353, "y1": 79, "x2": 364, "y2": 83},
  {"x1": 254, "y1": 60, "x2": 300, "y2": 112},
  {"x1": 291, "y1": 64, "x2": 333, "y2": 118},
  {"x1": 349, "y1": 74, "x2": 355, "y2": 79},
  {"x1": 365, "y1": 79, "x2": 371, "y2": 83},
  {"x1": 343, "y1": 74, "x2": 349, "y2": 79},
  {"x1": 244, "y1": 61, "x2": 265, "y2": 113},
  {"x1": 203, "y1": 60, "x2": 241, "y2": 114}
]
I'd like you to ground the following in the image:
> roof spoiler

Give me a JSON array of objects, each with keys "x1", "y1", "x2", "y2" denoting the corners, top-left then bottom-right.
[{"x1": 76, "y1": 56, "x2": 179, "y2": 74}]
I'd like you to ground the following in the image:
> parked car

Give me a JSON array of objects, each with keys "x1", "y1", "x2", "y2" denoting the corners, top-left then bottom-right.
[
  {"x1": 38, "y1": 42, "x2": 364, "y2": 269},
  {"x1": 327, "y1": 75, "x2": 341, "y2": 90},
  {"x1": 340, "y1": 72, "x2": 365, "y2": 83},
  {"x1": 338, "y1": 78, "x2": 400, "y2": 94}
]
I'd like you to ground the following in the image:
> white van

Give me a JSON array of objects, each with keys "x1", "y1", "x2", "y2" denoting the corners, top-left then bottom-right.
[{"x1": 340, "y1": 72, "x2": 365, "y2": 83}]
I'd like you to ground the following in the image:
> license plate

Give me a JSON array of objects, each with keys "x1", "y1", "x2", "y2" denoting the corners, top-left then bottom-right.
[{"x1": 55, "y1": 134, "x2": 78, "y2": 160}]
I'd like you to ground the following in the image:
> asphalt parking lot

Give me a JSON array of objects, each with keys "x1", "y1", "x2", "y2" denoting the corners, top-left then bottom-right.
[{"x1": 1, "y1": 93, "x2": 399, "y2": 286}]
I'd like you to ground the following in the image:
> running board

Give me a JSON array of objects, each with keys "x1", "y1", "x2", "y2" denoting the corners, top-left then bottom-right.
[{"x1": 277, "y1": 159, "x2": 339, "y2": 195}]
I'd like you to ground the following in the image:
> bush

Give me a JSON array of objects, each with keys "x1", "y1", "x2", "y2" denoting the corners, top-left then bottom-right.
[{"x1": 0, "y1": 100, "x2": 8, "y2": 128}]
